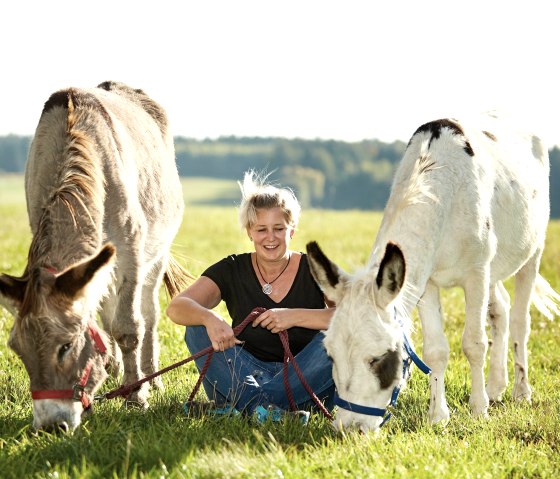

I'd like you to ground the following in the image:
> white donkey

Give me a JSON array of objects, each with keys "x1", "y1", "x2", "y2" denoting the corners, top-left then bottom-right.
[{"x1": 306, "y1": 114, "x2": 560, "y2": 433}]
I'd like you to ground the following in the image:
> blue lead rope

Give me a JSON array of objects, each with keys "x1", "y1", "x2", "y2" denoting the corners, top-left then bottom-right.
[
  {"x1": 333, "y1": 309, "x2": 431, "y2": 426},
  {"x1": 402, "y1": 329, "x2": 431, "y2": 375}
]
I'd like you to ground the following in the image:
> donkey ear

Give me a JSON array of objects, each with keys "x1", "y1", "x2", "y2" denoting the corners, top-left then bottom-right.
[
  {"x1": 306, "y1": 241, "x2": 347, "y2": 304},
  {"x1": 55, "y1": 243, "x2": 116, "y2": 299},
  {"x1": 0, "y1": 274, "x2": 27, "y2": 313},
  {"x1": 375, "y1": 243, "x2": 406, "y2": 309}
]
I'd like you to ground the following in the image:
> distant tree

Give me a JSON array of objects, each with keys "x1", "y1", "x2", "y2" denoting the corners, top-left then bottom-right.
[
  {"x1": 550, "y1": 147, "x2": 560, "y2": 218},
  {"x1": 0, "y1": 135, "x2": 558, "y2": 217},
  {"x1": 0, "y1": 135, "x2": 31, "y2": 172},
  {"x1": 278, "y1": 166, "x2": 325, "y2": 208},
  {"x1": 332, "y1": 168, "x2": 392, "y2": 210}
]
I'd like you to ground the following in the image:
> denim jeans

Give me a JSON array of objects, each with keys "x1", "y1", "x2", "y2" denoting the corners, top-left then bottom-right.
[{"x1": 184, "y1": 325, "x2": 335, "y2": 414}]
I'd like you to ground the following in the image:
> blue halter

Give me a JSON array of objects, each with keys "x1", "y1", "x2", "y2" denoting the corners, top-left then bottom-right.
[{"x1": 333, "y1": 310, "x2": 431, "y2": 427}]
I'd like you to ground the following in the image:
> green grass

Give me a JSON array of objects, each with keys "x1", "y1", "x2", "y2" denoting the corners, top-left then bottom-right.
[{"x1": 1, "y1": 175, "x2": 559, "y2": 478}]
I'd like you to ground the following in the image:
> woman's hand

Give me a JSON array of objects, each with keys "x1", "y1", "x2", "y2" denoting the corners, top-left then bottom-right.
[
  {"x1": 205, "y1": 315, "x2": 242, "y2": 351},
  {"x1": 252, "y1": 308, "x2": 292, "y2": 334}
]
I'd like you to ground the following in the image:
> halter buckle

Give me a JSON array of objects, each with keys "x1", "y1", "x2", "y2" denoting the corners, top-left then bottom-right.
[{"x1": 73, "y1": 384, "x2": 86, "y2": 401}]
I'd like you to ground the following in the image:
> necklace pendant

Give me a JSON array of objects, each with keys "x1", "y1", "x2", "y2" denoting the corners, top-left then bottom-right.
[{"x1": 262, "y1": 283, "x2": 273, "y2": 295}]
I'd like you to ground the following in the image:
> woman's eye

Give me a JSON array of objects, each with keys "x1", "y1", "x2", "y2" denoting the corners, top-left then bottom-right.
[{"x1": 58, "y1": 343, "x2": 72, "y2": 361}]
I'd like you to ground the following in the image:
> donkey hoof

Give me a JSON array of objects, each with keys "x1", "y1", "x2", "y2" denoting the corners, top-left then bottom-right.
[
  {"x1": 471, "y1": 405, "x2": 489, "y2": 419},
  {"x1": 124, "y1": 386, "x2": 150, "y2": 409},
  {"x1": 124, "y1": 399, "x2": 149, "y2": 410},
  {"x1": 512, "y1": 385, "x2": 532, "y2": 403},
  {"x1": 513, "y1": 392, "x2": 532, "y2": 403},
  {"x1": 429, "y1": 410, "x2": 450, "y2": 425},
  {"x1": 150, "y1": 376, "x2": 165, "y2": 391},
  {"x1": 486, "y1": 384, "x2": 507, "y2": 403},
  {"x1": 487, "y1": 391, "x2": 504, "y2": 403},
  {"x1": 429, "y1": 401, "x2": 450, "y2": 425}
]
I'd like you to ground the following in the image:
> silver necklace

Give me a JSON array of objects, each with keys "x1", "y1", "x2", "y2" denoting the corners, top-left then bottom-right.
[{"x1": 255, "y1": 254, "x2": 291, "y2": 295}]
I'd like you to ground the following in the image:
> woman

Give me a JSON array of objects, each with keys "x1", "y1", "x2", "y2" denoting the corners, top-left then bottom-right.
[{"x1": 166, "y1": 171, "x2": 335, "y2": 422}]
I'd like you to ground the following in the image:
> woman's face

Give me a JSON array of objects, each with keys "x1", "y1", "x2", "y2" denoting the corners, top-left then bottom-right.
[{"x1": 248, "y1": 207, "x2": 293, "y2": 259}]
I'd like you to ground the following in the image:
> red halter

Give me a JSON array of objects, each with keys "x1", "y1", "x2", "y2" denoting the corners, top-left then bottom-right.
[{"x1": 31, "y1": 320, "x2": 107, "y2": 409}]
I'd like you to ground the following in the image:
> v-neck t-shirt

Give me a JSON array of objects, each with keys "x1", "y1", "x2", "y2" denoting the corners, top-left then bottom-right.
[{"x1": 201, "y1": 253, "x2": 326, "y2": 362}]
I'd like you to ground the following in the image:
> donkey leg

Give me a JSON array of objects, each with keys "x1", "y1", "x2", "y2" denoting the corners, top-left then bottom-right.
[
  {"x1": 486, "y1": 281, "x2": 510, "y2": 402},
  {"x1": 99, "y1": 288, "x2": 123, "y2": 379},
  {"x1": 140, "y1": 256, "x2": 166, "y2": 391},
  {"x1": 462, "y1": 271, "x2": 490, "y2": 417},
  {"x1": 112, "y1": 269, "x2": 149, "y2": 407},
  {"x1": 418, "y1": 281, "x2": 450, "y2": 424},
  {"x1": 510, "y1": 251, "x2": 541, "y2": 402}
]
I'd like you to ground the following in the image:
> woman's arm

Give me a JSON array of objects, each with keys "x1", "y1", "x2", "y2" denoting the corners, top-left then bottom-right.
[
  {"x1": 166, "y1": 276, "x2": 221, "y2": 326},
  {"x1": 166, "y1": 276, "x2": 240, "y2": 350},
  {"x1": 251, "y1": 306, "x2": 335, "y2": 334}
]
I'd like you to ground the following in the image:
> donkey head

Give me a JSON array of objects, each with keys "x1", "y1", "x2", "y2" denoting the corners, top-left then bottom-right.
[
  {"x1": 0, "y1": 244, "x2": 116, "y2": 432},
  {"x1": 306, "y1": 241, "x2": 407, "y2": 433}
]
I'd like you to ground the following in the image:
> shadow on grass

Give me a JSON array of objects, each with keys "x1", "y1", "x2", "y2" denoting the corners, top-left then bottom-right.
[
  {"x1": 1, "y1": 395, "x2": 338, "y2": 478},
  {"x1": 6, "y1": 380, "x2": 555, "y2": 477}
]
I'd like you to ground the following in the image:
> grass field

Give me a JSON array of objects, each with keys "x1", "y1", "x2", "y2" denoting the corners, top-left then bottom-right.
[{"x1": 0, "y1": 175, "x2": 559, "y2": 478}]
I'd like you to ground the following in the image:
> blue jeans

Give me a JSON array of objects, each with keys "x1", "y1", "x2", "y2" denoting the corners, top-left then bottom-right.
[{"x1": 184, "y1": 326, "x2": 335, "y2": 414}]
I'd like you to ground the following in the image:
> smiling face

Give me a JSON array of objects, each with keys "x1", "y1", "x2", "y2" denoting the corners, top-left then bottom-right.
[{"x1": 247, "y1": 207, "x2": 294, "y2": 261}]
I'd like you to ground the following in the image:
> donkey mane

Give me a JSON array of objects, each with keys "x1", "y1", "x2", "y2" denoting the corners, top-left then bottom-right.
[
  {"x1": 19, "y1": 90, "x2": 109, "y2": 320},
  {"x1": 19, "y1": 269, "x2": 49, "y2": 321},
  {"x1": 53, "y1": 93, "x2": 104, "y2": 224},
  {"x1": 379, "y1": 152, "x2": 439, "y2": 236},
  {"x1": 13, "y1": 292, "x2": 80, "y2": 348},
  {"x1": 397, "y1": 153, "x2": 439, "y2": 208}
]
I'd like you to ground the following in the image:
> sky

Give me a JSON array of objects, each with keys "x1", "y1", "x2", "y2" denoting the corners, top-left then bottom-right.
[{"x1": 2, "y1": 1, "x2": 559, "y2": 146}]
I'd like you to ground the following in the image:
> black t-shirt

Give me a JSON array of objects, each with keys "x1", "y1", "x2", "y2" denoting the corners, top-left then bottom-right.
[{"x1": 202, "y1": 253, "x2": 326, "y2": 362}]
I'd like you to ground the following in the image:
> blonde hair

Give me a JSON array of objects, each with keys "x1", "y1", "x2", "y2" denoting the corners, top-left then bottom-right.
[{"x1": 238, "y1": 170, "x2": 301, "y2": 230}]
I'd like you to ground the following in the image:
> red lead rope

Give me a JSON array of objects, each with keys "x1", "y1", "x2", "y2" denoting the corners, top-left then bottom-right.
[
  {"x1": 102, "y1": 308, "x2": 334, "y2": 420},
  {"x1": 278, "y1": 329, "x2": 333, "y2": 420}
]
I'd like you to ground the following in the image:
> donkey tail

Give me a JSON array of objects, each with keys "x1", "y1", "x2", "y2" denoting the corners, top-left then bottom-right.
[
  {"x1": 532, "y1": 274, "x2": 560, "y2": 320},
  {"x1": 163, "y1": 255, "x2": 194, "y2": 299}
]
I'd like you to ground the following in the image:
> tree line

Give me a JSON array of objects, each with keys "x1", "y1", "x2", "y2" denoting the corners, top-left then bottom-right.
[{"x1": 1, "y1": 134, "x2": 559, "y2": 218}]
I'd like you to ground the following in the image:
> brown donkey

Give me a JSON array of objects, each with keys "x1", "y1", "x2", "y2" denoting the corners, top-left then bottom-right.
[{"x1": 0, "y1": 81, "x2": 188, "y2": 431}]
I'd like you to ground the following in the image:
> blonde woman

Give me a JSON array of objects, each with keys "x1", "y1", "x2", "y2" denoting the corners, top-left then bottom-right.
[{"x1": 167, "y1": 171, "x2": 334, "y2": 422}]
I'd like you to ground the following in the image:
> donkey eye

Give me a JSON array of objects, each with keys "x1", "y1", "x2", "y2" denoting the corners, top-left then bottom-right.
[
  {"x1": 369, "y1": 356, "x2": 381, "y2": 367},
  {"x1": 58, "y1": 343, "x2": 72, "y2": 361}
]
